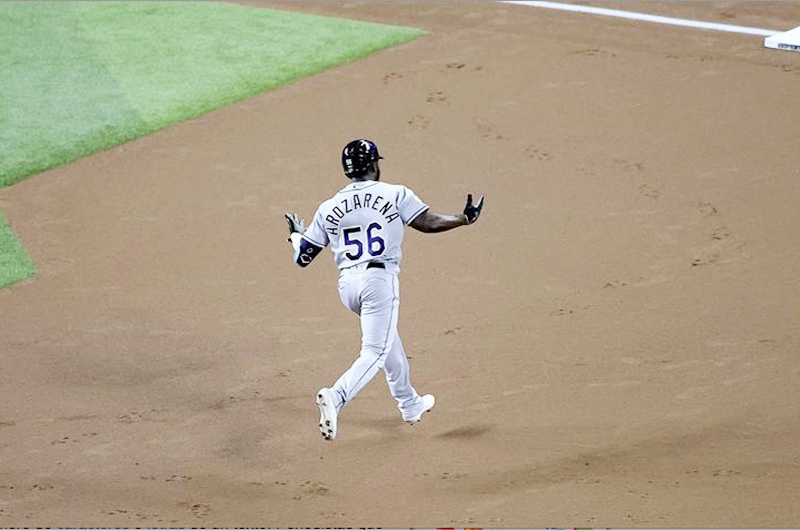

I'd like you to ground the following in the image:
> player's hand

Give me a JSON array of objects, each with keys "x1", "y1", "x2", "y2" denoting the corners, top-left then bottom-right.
[
  {"x1": 463, "y1": 194, "x2": 484, "y2": 224},
  {"x1": 285, "y1": 213, "x2": 306, "y2": 236}
]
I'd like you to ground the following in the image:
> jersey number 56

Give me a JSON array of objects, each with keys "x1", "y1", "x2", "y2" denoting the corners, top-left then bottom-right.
[{"x1": 343, "y1": 222, "x2": 385, "y2": 260}]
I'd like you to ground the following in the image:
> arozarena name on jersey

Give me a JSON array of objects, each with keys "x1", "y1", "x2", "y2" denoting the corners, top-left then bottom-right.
[{"x1": 324, "y1": 194, "x2": 400, "y2": 235}]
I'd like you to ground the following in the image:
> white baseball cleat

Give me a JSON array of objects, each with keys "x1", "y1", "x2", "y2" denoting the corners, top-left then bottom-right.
[
  {"x1": 316, "y1": 388, "x2": 338, "y2": 441},
  {"x1": 403, "y1": 394, "x2": 435, "y2": 424}
]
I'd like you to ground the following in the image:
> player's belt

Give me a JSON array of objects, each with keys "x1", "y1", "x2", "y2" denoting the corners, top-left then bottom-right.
[{"x1": 366, "y1": 262, "x2": 385, "y2": 269}]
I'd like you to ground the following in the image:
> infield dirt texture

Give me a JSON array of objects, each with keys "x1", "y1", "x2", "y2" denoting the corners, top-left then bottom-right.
[{"x1": 1, "y1": 2, "x2": 800, "y2": 527}]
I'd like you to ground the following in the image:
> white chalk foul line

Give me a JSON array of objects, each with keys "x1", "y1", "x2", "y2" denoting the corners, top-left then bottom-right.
[{"x1": 503, "y1": 1, "x2": 781, "y2": 37}]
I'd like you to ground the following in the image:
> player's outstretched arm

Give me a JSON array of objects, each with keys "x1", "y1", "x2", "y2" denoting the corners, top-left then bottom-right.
[{"x1": 410, "y1": 194, "x2": 484, "y2": 233}]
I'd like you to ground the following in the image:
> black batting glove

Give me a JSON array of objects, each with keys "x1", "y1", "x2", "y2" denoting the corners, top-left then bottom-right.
[
  {"x1": 285, "y1": 213, "x2": 306, "y2": 241},
  {"x1": 463, "y1": 194, "x2": 485, "y2": 224}
]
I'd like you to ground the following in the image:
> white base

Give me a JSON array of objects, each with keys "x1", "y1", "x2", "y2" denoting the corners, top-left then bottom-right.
[{"x1": 765, "y1": 26, "x2": 800, "y2": 52}]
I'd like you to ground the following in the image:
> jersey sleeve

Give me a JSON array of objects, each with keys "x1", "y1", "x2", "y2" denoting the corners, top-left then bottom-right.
[
  {"x1": 301, "y1": 205, "x2": 330, "y2": 249},
  {"x1": 396, "y1": 185, "x2": 429, "y2": 225}
]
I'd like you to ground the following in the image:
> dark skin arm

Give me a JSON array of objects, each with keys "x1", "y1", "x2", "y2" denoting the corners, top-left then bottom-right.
[
  {"x1": 410, "y1": 194, "x2": 485, "y2": 233},
  {"x1": 409, "y1": 210, "x2": 469, "y2": 233}
]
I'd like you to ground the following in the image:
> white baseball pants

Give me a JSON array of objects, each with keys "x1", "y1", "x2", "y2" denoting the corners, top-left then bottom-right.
[{"x1": 329, "y1": 266, "x2": 424, "y2": 418}]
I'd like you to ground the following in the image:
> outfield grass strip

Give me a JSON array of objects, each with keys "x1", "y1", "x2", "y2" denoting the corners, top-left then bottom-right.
[{"x1": 0, "y1": 210, "x2": 36, "y2": 289}]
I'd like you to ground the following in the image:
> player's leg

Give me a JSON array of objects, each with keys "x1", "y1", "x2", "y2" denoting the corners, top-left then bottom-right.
[
  {"x1": 329, "y1": 270, "x2": 396, "y2": 411},
  {"x1": 383, "y1": 275, "x2": 436, "y2": 423},
  {"x1": 382, "y1": 328, "x2": 423, "y2": 417},
  {"x1": 383, "y1": 328, "x2": 434, "y2": 422},
  {"x1": 379, "y1": 275, "x2": 424, "y2": 417}
]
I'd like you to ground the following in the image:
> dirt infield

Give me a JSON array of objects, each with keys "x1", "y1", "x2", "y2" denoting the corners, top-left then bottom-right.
[{"x1": 1, "y1": 2, "x2": 799, "y2": 527}]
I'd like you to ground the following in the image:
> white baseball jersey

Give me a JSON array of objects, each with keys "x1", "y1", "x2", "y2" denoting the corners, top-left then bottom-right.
[{"x1": 301, "y1": 180, "x2": 429, "y2": 271}]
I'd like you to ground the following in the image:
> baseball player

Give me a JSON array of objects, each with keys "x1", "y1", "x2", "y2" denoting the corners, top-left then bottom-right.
[{"x1": 285, "y1": 139, "x2": 484, "y2": 441}]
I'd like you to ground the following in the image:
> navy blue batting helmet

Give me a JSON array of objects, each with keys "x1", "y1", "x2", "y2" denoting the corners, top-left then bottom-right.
[{"x1": 341, "y1": 139, "x2": 383, "y2": 179}]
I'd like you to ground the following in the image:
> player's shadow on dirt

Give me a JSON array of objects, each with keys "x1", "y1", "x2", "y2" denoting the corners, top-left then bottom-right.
[{"x1": 435, "y1": 425, "x2": 493, "y2": 439}]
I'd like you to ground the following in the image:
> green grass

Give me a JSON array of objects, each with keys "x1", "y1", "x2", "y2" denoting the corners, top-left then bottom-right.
[
  {"x1": 0, "y1": 2, "x2": 426, "y2": 186},
  {"x1": 0, "y1": 1, "x2": 425, "y2": 288},
  {"x1": 0, "y1": 210, "x2": 35, "y2": 288}
]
